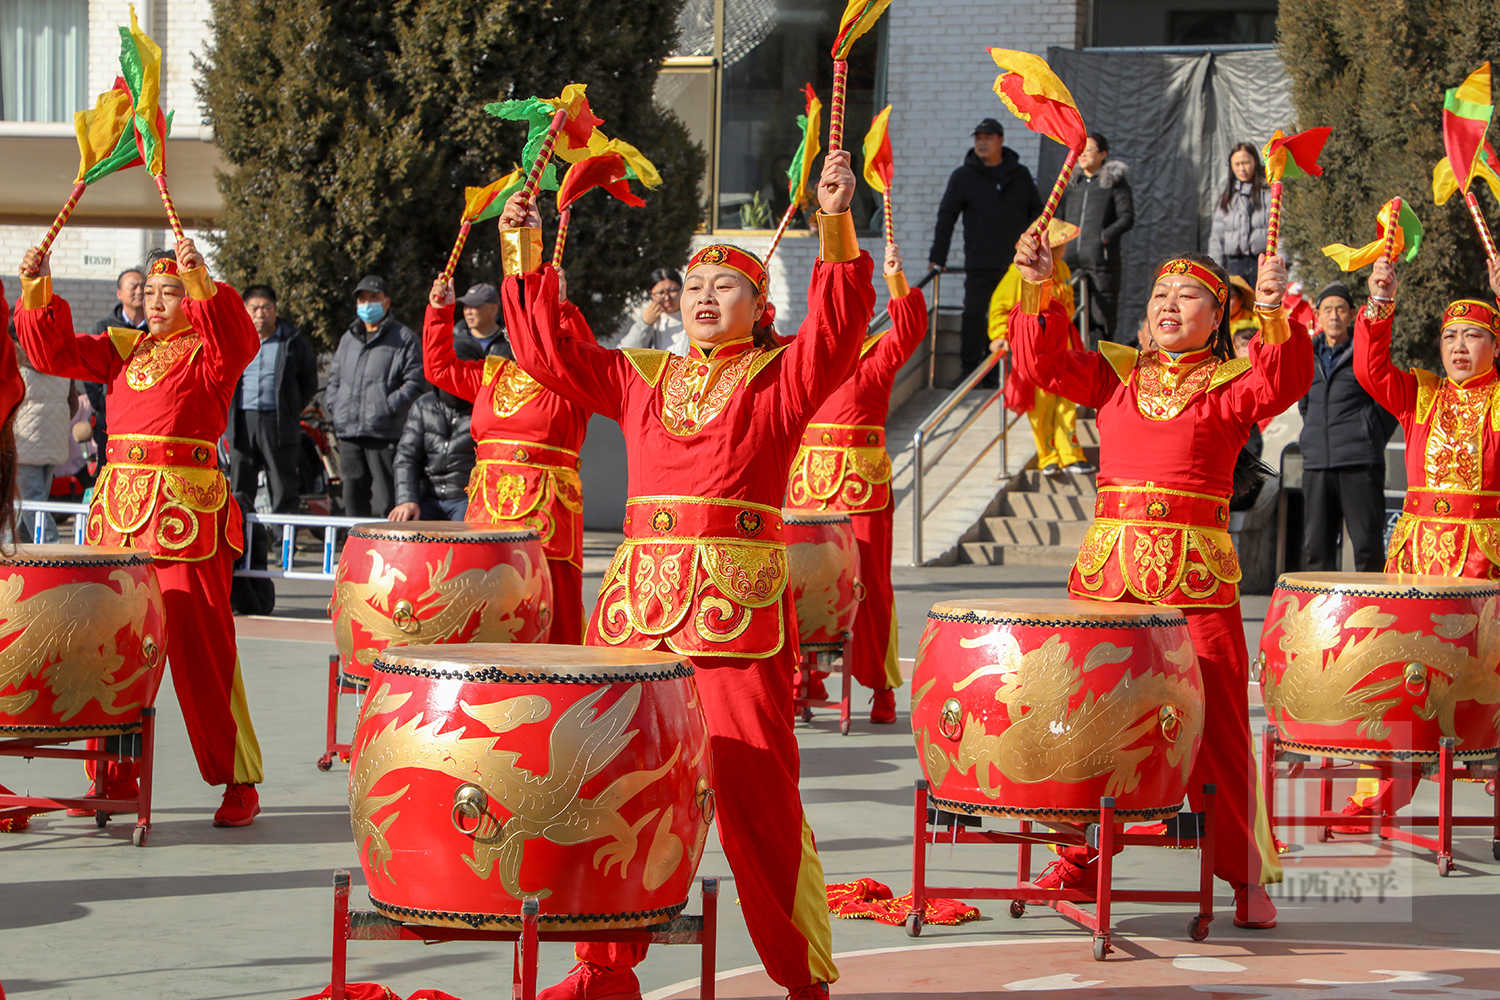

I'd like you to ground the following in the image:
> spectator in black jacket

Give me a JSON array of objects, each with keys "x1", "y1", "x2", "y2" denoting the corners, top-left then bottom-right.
[
  {"x1": 929, "y1": 118, "x2": 1042, "y2": 384},
  {"x1": 325, "y1": 274, "x2": 426, "y2": 517},
  {"x1": 1060, "y1": 133, "x2": 1134, "y2": 343},
  {"x1": 84, "y1": 266, "x2": 148, "y2": 477},
  {"x1": 228, "y1": 284, "x2": 319, "y2": 517},
  {"x1": 1298, "y1": 282, "x2": 1398, "y2": 571},
  {"x1": 389, "y1": 387, "x2": 474, "y2": 521}
]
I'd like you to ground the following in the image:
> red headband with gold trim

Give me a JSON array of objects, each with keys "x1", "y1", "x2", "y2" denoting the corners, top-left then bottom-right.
[
  {"x1": 1155, "y1": 258, "x2": 1227, "y2": 308},
  {"x1": 1442, "y1": 299, "x2": 1500, "y2": 336},
  {"x1": 687, "y1": 244, "x2": 768, "y2": 295},
  {"x1": 147, "y1": 257, "x2": 179, "y2": 278}
]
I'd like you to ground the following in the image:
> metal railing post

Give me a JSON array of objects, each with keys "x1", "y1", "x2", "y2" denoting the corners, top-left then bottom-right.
[
  {"x1": 911, "y1": 428, "x2": 924, "y2": 566},
  {"x1": 926, "y1": 271, "x2": 941, "y2": 389},
  {"x1": 999, "y1": 357, "x2": 1007, "y2": 479}
]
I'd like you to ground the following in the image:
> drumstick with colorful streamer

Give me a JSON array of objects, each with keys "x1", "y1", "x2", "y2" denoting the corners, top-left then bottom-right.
[
  {"x1": 487, "y1": 84, "x2": 606, "y2": 216},
  {"x1": 1439, "y1": 62, "x2": 1498, "y2": 261},
  {"x1": 38, "y1": 77, "x2": 151, "y2": 256},
  {"x1": 439, "y1": 169, "x2": 524, "y2": 282},
  {"x1": 1322, "y1": 196, "x2": 1423, "y2": 271},
  {"x1": 1434, "y1": 140, "x2": 1500, "y2": 261},
  {"x1": 550, "y1": 148, "x2": 658, "y2": 267},
  {"x1": 987, "y1": 49, "x2": 1087, "y2": 242},
  {"x1": 828, "y1": 0, "x2": 891, "y2": 152},
  {"x1": 119, "y1": 6, "x2": 182, "y2": 239},
  {"x1": 863, "y1": 104, "x2": 896, "y2": 247},
  {"x1": 766, "y1": 84, "x2": 822, "y2": 266},
  {"x1": 1260, "y1": 126, "x2": 1332, "y2": 257}
]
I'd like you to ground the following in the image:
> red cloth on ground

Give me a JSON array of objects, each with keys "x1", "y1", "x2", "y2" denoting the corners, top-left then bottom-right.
[{"x1": 826, "y1": 878, "x2": 979, "y2": 926}]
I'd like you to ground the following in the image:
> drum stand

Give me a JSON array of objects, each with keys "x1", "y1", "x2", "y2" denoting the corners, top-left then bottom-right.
[
  {"x1": 792, "y1": 635, "x2": 853, "y2": 735},
  {"x1": 905, "y1": 779, "x2": 1217, "y2": 960},
  {"x1": 328, "y1": 870, "x2": 719, "y2": 1000},
  {"x1": 1260, "y1": 726, "x2": 1500, "y2": 875},
  {"x1": 0, "y1": 707, "x2": 157, "y2": 846},
  {"x1": 317, "y1": 653, "x2": 366, "y2": 771}
]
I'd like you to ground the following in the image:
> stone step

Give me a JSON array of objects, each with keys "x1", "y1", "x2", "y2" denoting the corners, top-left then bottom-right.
[
  {"x1": 983, "y1": 515, "x2": 1089, "y2": 547},
  {"x1": 961, "y1": 541, "x2": 1080, "y2": 566},
  {"x1": 1013, "y1": 467, "x2": 1099, "y2": 495},
  {"x1": 1001, "y1": 491, "x2": 1092, "y2": 521}
]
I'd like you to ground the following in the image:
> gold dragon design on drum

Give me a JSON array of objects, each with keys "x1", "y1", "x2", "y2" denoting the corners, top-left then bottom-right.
[
  {"x1": 923, "y1": 631, "x2": 1202, "y2": 797},
  {"x1": 350, "y1": 681, "x2": 697, "y2": 900},
  {"x1": 332, "y1": 547, "x2": 548, "y2": 669}
]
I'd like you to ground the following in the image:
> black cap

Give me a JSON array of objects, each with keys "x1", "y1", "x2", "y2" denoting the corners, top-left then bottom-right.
[
  {"x1": 354, "y1": 274, "x2": 388, "y2": 296},
  {"x1": 457, "y1": 282, "x2": 500, "y2": 306},
  {"x1": 973, "y1": 118, "x2": 1004, "y2": 136},
  {"x1": 1316, "y1": 281, "x2": 1354, "y2": 308}
]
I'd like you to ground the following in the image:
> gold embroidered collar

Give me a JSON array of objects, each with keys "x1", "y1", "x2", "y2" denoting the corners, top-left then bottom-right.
[{"x1": 687, "y1": 336, "x2": 754, "y2": 360}]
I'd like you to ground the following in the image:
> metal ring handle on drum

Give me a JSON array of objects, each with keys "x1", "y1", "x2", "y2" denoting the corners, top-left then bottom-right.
[
  {"x1": 451, "y1": 782, "x2": 490, "y2": 837},
  {"x1": 1159, "y1": 705, "x2": 1183, "y2": 744},
  {"x1": 1403, "y1": 661, "x2": 1428, "y2": 696},
  {"x1": 852, "y1": 579, "x2": 867, "y2": 603},
  {"x1": 391, "y1": 599, "x2": 420, "y2": 635},
  {"x1": 696, "y1": 778, "x2": 716, "y2": 825},
  {"x1": 937, "y1": 698, "x2": 963, "y2": 741}
]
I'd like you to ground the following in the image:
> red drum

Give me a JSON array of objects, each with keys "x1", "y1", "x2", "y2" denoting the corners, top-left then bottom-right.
[
  {"x1": 1258, "y1": 572, "x2": 1500, "y2": 761},
  {"x1": 0, "y1": 545, "x2": 165, "y2": 738},
  {"x1": 911, "y1": 599, "x2": 1204, "y2": 823},
  {"x1": 783, "y1": 509, "x2": 863, "y2": 653},
  {"x1": 350, "y1": 644, "x2": 714, "y2": 931},
  {"x1": 330, "y1": 522, "x2": 553, "y2": 687}
]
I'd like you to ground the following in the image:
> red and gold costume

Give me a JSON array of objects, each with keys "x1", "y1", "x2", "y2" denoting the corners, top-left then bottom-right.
[
  {"x1": 422, "y1": 305, "x2": 592, "y2": 642},
  {"x1": 1349, "y1": 296, "x2": 1500, "y2": 813},
  {"x1": 786, "y1": 277, "x2": 927, "y2": 692},
  {"x1": 1009, "y1": 260, "x2": 1311, "y2": 890},
  {"x1": 504, "y1": 220, "x2": 875, "y2": 992},
  {"x1": 15, "y1": 267, "x2": 263, "y2": 789},
  {"x1": 0, "y1": 283, "x2": 22, "y2": 429}
]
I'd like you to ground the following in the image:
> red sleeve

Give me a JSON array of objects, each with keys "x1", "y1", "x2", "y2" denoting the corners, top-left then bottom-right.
[
  {"x1": 15, "y1": 289, "x2": 121, "y2": 383},
  {"x1": 0, "y1": 287, "x2": 19, "y2": 427},
  {"x1": 422, "y1": 303, "x2": 483, "y2": 400},
  {"x1": 185, "y1": 280, "x2": 260, "y2": 396},
  {"x1": 775, "y1": 253, "x2": 877, "y2": 429},
  {"x1": 1352, "y1": 311, "x2": 1415, "y2": 422},
  {"x1": 559, "y1": 301, "x2": 599, "y2": 346},
  {"x1": 503, "y1": 267, "x2": 629, "y2": 423},
  {"x1": 1219, "y1": 316, "x2": 1315, "y2": 425},
  {"x1": 863, "y1": 286, "x2": 929, "y2": 383},
  {"x1": 1008, "y1": 301, "x2": 1118, "y2": 409}
]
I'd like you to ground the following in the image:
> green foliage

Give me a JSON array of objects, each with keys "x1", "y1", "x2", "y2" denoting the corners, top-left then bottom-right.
[
  {"x1": 1277, "y1": 0, "x2": 1500, "y2": 368},
  {"x1": 197, "y1": 0, "x2": 704, "y2": 349},
  {"x1": 739, "y1": 191, "x2": 773, "y2": 230}
]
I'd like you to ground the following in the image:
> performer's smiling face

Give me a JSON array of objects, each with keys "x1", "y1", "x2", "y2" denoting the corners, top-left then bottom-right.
[
  {"x1": 144, "y1": 273, "x2": 187, "y2": 334},
  {"x1": 1147, "y1": 277, "x2": 1222, "y2": 353},
  {"x1": 1441, "y1": 323, "x2": 1497, "y2": 381},
  {"x1": 682, "y1": 265, "x2": 765, "y2": 347}
]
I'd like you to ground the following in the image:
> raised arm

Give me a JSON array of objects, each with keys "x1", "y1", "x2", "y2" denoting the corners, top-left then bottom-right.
[
  {"x1": 422, "y1": 278, "x2": 484, "y2": 400},
  {"x1": 1351, "y1": 257, "x2": 1415, "y2": 420},
  {"x1": 502, "y1": 265, "x2": 628, "y2": 422},
  {"x1": 1006, "y1": 229, "x2": 1118, "y2": 408},
  {"x1": 15, "y1": 247, "x2": 123, "y2": 383},
  {"x1": 863, "y1": 273, "x2": 929, "y2": 383},
  {"x1": 1218, "y1": 252, "x2": 1313, "y2": 424}
]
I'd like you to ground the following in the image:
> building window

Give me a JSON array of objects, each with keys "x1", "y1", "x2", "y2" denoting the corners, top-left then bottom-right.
[
  {"x1": 0, "y1": 0, "x2": 89, "y2": 123},
  {"x1": 1167, "y1": 10, "x2": 1277, "y2": 45},
  {"x1": 659, "y1": 0, "x2": 886, "y2": 235}
]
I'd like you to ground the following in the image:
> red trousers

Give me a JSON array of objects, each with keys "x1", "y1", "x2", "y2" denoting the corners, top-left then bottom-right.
[
  {"x1": 847, "y1": 506, "x2": 900, "y2": 691},
  {"x1": 545, "y1": 559, "x2": 585, "y2": 646},
  {"x1": 100, "y1": 552, "x2": 263, "y2": 787},
  {"x1": 577, "y1": 598, "x2": 837, "y2": 990}
]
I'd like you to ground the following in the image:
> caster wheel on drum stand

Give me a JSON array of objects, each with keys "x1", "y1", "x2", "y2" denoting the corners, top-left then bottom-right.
[
  {"x1": 1188, "y1": 915, "x2": 1211, "y2": 941},
  {"x1": 1009, "y1": 900, "x2": 1026, "y2": 919},
  {"x1": 1491, "y1": 840, "x2": 1500, "y2": 862},
  {"x1": 131, "y1": 825, "x2": 147, "y2": 847},
  {"x1": 316, "y1": 756, "x2": 334, "y2": 772},
  {"x1": 839, "y1": 719, "x2": 850, "y2": 736},
  {"x1": 1092, "y1": 936, "x2": 1110, "y2": 961},
  {"x1": 904, "y1": 912, "x2": 923, "y2": 937},
  {"x1": 93, "y1": 810, "x2": 109, "y2": 829},
  {"x1": 1438, "y1": 855, "x2": 1453, "y2": 877}
]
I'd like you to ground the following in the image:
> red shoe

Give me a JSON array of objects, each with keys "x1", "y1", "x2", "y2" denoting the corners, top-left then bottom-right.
[
  {"x1": 787, "y1": 984, "x2": 830, "y2": 1000},
  {"x1": 1031, "y1": 857, "x2": 1094, "y2": 899},
  {"x1": 1233, "y1": 884, "x2": 1277, "y2": 929},
  {"x1": 537, "y1": 962, "x2": 641, "y2": 1000},
  {"x1": 0, "y1": 813, "x2": 30, "y2": 832},
  {"x1": 213, "y1": 783, "x2": 260, "y2": 827},
  {"x1": 1330, "y1": 799, "x2": 1374, "y2": 835},
  {"x1": 870, "y1": 688, "x2": 897, "y2": 724},
  {"x1": 806, "y1": 672, "x2": 830, "y2": 702}
]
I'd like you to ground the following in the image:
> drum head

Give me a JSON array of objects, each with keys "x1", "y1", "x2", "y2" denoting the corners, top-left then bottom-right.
[
  {"x1": 1276, "y1": 571, "x2": 1500, "y2": 598},
  {"x1": 928, "y1": 597, "x2": 1185, "y2": 627},
  {"x1": 349, "y1": 521, "x2": 539, "y2": 544},
  {"x1": 373, "y1": 643, "x2": 692, "y2": 682},
  {"x1": 0, "y1": 543, "x2": 152, "y2": 566},
  {"x1": 783, "y1": 508, "x2": 851, "y2": 525}
]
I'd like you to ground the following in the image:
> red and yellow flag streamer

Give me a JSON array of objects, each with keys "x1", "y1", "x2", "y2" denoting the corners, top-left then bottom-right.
[
  {"x1": 438, "y1": 170, "x2": 526, "y2": 282},
  {"x1": 1260, "y1": 126, "x2": 1331, "y2": 256},
  {"x1": 39, "y1": 77, "x2": 146, "y2": 256},
  {"x1": 988, "y1": 48, "x2": 1087, "y2": 241},
  {"x1": 1439, "y1": 64, "x2": 1498, "y2": 262},
  {"x1": 118, "y1": 5, "x2": 182, "y2": 239},
  {"x1": 827, "y1": 0, "x2": 891, "y2": 151},
  {"x1": 1322, "y1": 197, "x2": 1423, "y2": 271},
  {"x1": 863, "y1": 104, "x2": 895, "y2": 246}
]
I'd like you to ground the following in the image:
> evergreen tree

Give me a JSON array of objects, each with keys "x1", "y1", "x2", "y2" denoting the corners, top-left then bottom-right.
[
  {"x1": 1278, "y1": 0, "x2": 1500, "y2": 367},
  {"x1": 198, "y1": 0, "x2": 703, "y2": 349}
]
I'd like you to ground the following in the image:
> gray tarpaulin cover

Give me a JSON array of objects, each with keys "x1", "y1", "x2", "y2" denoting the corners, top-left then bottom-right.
[{"x1": 1039, "y1": 46, "x2": 1293, "y2": 340}]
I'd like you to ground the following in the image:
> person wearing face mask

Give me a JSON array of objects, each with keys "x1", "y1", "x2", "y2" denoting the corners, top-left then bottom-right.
[
  {"x1": 499, "y1": 151, "x2": 872, "y2": 1000},
  {"x1": 14, "y1": 240, "x2": 267, "y2": 828},
  {"x1": 325, "y1": 275, "x2": 426, "y2": 517},
  {"x1": 1007, "y1": 234, "x2": 1313, "y2": 930},
  {"x1": 1208, "y1": 143, "x2": 1273, "y2": 286},
  {"x1": 1335, "y1": 256, "x2": 1500, "y2": 827},
  {"x1": 617, "y1": 267, "x2": 687, "y2": 355}
]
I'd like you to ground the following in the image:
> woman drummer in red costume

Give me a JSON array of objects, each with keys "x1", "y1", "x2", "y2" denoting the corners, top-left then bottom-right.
[
  {"x1": 15, "y1": 239, "x2": 264, "y2": 827},
  {"x1": 786, "y1": 241, "x2": 927, "y2": 723},
  {"x1": 1337, "y1": 255, "x2": 1500, "y2": 822},
  {"x1": 497, "y1": 150, "x2": 872, "y2": 1000},
  {"x1": 1008, "y1": 233, "x2": 1311, "y2": 929},
  {"x1": 422, "y1": 273, "x2": 592, "y2": 643}
]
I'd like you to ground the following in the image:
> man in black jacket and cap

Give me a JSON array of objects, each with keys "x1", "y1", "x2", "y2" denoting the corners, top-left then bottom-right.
[
  {"x1": 1298, "y1": 281, "x2": 1398, "y2": 571},
  {"x1": 929, "y1": 118, "x2": 1043, "y2": 384},
  {"x1": 1060, "y1": 133, "x2": 1135, "y2": 343}
]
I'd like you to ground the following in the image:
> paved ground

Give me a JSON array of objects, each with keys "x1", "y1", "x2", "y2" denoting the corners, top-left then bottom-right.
[{"x1": 2, "y1": 536, "x2": 1498, "y2": 999}]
